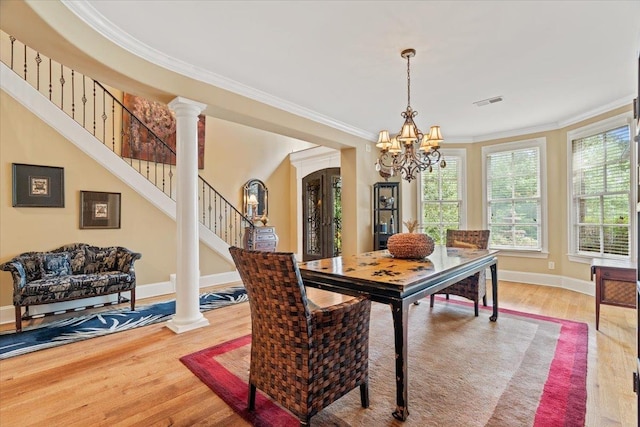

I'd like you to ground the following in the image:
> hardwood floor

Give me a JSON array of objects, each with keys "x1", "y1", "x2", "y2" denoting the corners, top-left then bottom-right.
[{"x1": 0, "y1": 281, "x2": 635, "y2": 426}]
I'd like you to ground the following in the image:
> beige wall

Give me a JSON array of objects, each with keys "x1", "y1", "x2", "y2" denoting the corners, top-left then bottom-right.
[
  {"x1": 466, "y1": 105, "x2": 633, "y2": 282},
  {"x1": 0, "y1": 90, "x2": 313, "y2": 307},
  {"x1": 200, "y1": 116, "x2": 315, "y2": 251}
]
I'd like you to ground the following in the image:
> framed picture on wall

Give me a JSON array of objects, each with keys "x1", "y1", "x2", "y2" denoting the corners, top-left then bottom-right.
[
  {"x1": 121, "y1": 93, "x2": 206, "y2": 168},
  {"x1": 12, "y1": 163, "x2": 65, "y2": 207},
  {"x1": 80, "y1": 191, "x2": 121, "y2": 229}
]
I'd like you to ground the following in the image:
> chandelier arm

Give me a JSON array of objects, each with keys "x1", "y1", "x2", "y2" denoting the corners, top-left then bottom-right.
[{"x1": 376, "y1": 152, "x2": 399, "y2": 170}]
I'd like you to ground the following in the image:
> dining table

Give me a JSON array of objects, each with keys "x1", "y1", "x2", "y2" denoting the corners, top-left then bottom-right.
[{"x1": 298, "y1": 245, "x2": 499, "y2": 421}]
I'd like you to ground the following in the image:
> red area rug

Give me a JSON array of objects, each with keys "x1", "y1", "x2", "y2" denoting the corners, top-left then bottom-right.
[{"x1": 181, "y1": 299, "x2": 588, "y2": 426}]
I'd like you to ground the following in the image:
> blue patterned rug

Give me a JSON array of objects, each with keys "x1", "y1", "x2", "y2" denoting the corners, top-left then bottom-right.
[{"x1": 0, "y1": 285, "x2": 247, "y2": 360}]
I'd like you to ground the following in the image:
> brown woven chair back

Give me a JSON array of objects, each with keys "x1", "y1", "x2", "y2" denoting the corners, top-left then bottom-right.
[
  {"x1": 430, "y1": 229, "x2": 491, "y2": 316},
  {"x1": 446, "y1": 229, "x2": 490, "y2": 249},
  {"x1": 229, "y1": 246, "x2": 371, "y2": 426}
]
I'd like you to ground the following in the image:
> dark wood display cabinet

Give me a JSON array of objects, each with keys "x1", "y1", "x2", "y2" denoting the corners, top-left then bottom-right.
[{"x1": 373, "y1": 182, "x2": 399, "y2": 250}]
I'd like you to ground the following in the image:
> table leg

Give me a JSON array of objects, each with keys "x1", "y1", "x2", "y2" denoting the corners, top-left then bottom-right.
[
  {"x1": 390, "y1": 301, "x2": 409, "y2": 421},
  {"x1": 490, "y1": 263, "x2": 498, "y2": 321},
  {"x1": 595, "y1": 270, "x2": 601, "y2": 330}
]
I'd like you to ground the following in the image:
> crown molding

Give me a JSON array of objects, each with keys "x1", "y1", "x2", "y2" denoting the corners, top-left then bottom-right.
[
  {"x1": 556, "y1": 94, "x2": 634, "y2": 128},
  {"x1": 472, "y1": 122, "x2": 559, "y2": 143},
  {"x1": 59, "y1": 1, "x2": 637, "y2": 147},
  {"x1": 60, "y1": 1, "x2": 375, "y2": 142},
  {"x1": 472, "y1": 94, "x2": 634, "y2": 143}
]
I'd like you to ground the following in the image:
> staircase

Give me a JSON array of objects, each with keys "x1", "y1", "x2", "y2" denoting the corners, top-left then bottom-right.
[{"x1": 0, "y1": 32, "x2": 252, "y2": 264}]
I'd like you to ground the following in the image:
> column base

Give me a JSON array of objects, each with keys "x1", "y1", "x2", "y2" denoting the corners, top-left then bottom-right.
[{"x1": 165, "y1": 315, "x2": 210, "y2": 334}]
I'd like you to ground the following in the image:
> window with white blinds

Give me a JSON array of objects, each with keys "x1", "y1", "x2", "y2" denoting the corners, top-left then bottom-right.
[
  {"x1": 418, "y1": 150, "x2": 464, "y2": 245},
  {"x1": 570, "y1": 124, "x2": 631, "y2": 258},
  {"x1": 484, "y1": 139, "x2": 545, "y2": 251}
]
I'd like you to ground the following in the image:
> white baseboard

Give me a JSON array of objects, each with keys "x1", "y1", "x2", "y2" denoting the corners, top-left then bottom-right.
[
  {"x1": 0, "y1": 270, "x2": 242, "y2": 325},
  {"x1": 496, "y1": 269, "x2": 594, "y2": 296},
  {"x1": 0, "y1": 269, "x2": 590, "y2": 325}
]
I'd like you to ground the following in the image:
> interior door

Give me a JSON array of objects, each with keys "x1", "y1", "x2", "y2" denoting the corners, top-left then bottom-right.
[{"x1": 302, "y1": 168, "x2": 341, "y2": 261}]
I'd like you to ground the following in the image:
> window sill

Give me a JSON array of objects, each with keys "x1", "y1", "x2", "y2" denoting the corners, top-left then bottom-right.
[
  {"x1": 492, "y1": 250, "x2": 549, "y2": 259},
  {"x1": 568, "y1": 254, "x2": 631, "y2": 265}
]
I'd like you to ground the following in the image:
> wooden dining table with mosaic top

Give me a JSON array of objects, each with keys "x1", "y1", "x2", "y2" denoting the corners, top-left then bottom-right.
[{"x1": 298, "y1": 245, "x2": 499, "y2": 422}]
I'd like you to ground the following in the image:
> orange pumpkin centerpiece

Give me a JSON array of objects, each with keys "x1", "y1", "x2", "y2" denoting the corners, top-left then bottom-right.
[{"x1": 387, "y1": 219, "x2": 434, "y2": 259}]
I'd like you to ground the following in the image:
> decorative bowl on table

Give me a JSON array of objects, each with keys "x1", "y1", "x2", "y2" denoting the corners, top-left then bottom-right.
[
  {"x1": 386, "y1": 219, "x2": 434, "y2": 259},
  {"x1": 387, "y1": 233, "x2": 434, "y2": 259}
]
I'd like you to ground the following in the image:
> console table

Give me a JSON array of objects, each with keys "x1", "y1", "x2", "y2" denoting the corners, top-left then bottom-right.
[
  {"x1": 244, "y1": 226, "x2": 278, "y2": 251},
  {"x1": 590, "y1": 258, "x2": 636, "y2": 330}
]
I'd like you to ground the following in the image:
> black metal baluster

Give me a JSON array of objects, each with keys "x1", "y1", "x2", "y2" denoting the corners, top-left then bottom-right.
[
  {"x1": 101, "y1": 87, "x2": 107, "y2": 144},
  {"x1": 214, "y1": 192, "x2": 218, "y2": 234},
  {"x1": 35, "y1": 53, "x2": 42, "y2": 91},
  {"x1": 71, "y1": 70, "x2": 75, "y2": 119},
  {"x1": 224, "y1": 204, "x2": 229, "y2": 242},
  {"x1": 48, "y1": 58, "x2": 52, "y2": 100},
  {"x1": 201, "y1": 183, "x2": 206, "y2": 225},
  {"x1": 22, "y1": 42, "x2": 26, "y2": 80},
  {"x1": 145, "y1": 133, "x2": 150, "y2": 179},
  {"x1": 82, "y1": 75, "x2": 87, "y2": 128},
  {"x1": 111, "y1": 98, "x2": 115, "y2": 151},
  {"x1": 9, "y1": 35, "x2": 15, "y2": 70},
  {"x1": 154, "y1": 138, "x2": 158, "y2": 187},
  {"x1": 92, "y1": 81, "x2": 96, "y2": 136},
  {"x1": 169, "y1": 167, "x2": 174, "y2": 199},
  {"x1": 60, "y1": 64, "x2": 65, "y2": 110},
  {"x1": 161, "y1": 155, "x2": 166, "y2": 195},
  {"x1": 208, "y1": 187, "x2": 213, "y2": 229}
]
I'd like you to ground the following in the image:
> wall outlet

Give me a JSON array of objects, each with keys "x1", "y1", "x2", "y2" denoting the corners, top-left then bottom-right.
[{"x1": 548, "y1": 261, "x2": 555, "y2": 270}]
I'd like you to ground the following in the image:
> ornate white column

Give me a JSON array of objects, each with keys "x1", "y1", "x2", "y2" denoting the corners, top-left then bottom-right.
[{"x1": 166, "y1": 96, "x2": 209, "y2": 334}]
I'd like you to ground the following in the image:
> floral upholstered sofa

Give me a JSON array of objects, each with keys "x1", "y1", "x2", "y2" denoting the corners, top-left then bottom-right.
[{"x1": 0, "y1": 243, "x2": 142, "y2": 332}]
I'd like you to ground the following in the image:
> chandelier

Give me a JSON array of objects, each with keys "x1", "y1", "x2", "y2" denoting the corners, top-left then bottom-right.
[{"x1": 375, "y1": 48, "x2": 446, "y2": 182}]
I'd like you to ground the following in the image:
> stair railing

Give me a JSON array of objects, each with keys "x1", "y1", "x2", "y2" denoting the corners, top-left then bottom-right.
[{"x1": 1, "y1": 31, "x2": 253, "y2": 247}]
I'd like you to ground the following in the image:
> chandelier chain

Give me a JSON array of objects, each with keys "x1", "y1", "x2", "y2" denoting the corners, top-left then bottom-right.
[{"x1": 406, "y1": 53, "x2": 411, "y2": 108}]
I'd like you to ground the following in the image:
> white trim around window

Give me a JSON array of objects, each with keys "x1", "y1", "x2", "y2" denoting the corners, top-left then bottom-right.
[
  {"x1": 566, "y1": 112, "x2": 635, "y2": 263},
  {"x1": 482, "y1": 137, "x2": 548, "y2": 256},
  {"x1": 417, "y1": 148, "x2": 467, "y2": 244}
]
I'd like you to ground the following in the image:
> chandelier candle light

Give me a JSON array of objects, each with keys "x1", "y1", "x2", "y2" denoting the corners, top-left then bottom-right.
[{"x1": 375, "y1": 48, "x2": 446, "y2": 182}]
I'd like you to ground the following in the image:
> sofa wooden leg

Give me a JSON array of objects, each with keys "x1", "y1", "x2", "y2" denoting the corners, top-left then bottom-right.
[
  {"x1": 15, "y1": 306, "x2": 22, "y2": 333},
  {"x1": 130, "y1": 288, "x2": 136, "y2": 311}
]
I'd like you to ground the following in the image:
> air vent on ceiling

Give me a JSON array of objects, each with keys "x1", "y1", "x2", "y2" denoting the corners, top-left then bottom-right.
[{"x1": 473, "y1": 96, "x2": 503, "y2": 107}]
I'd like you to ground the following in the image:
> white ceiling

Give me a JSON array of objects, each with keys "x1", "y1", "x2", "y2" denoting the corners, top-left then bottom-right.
[{"x1": 69, "y1": 1, "x2": 640, "y2": 143}]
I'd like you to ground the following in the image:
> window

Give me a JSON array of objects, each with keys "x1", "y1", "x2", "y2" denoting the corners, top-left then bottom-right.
[
  {"x1": 568, "y1": 115, "x2": 632, "y2": 259},
  {"x1": 483, "y1": 138, "x2": 547, "y2": 252},
  {"x1": 418, "y1": 149, "x2": 465, "y2": 245}
]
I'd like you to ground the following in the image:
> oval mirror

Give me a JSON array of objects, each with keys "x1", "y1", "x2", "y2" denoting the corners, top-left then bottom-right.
[{"x1": 243, "y1": 179, "x2": 268, "y2": 220}]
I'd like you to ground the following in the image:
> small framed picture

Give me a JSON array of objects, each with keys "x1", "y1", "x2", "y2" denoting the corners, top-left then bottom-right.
[
  {"x1": 80, "y1": 191, "x2": 121, "y2": 229},
  {"x1": 12, "y1": 163, "x2": 65, "y2": 207}
]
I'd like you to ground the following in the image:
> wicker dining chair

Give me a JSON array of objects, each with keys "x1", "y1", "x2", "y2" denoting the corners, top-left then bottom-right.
[
  {"x1": 430, "y1": 229, "x2": 491, "y2": 316},
  {"x1": 229, "y1": 247, "x2": 372, "y2": 426}
]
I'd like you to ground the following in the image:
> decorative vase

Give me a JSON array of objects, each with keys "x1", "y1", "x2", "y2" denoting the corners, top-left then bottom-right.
[{"x1": 387, "y1": 233, "x2": 434, "y2": 259}]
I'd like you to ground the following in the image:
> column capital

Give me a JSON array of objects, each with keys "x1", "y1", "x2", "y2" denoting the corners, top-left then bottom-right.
[{"x1": 168, "y1": 96, "x2": 207, "y2": 116}]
